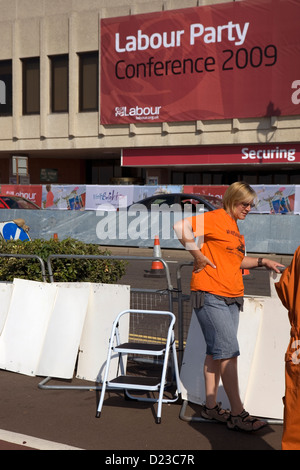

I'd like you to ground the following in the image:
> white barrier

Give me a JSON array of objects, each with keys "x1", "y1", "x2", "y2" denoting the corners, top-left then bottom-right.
[
  {"x1": 76, "y1": 283, "x2": 130, "y2": 382},
  {"x1": 0, "y1": 282, "x2": 13, "y2": 335},
  {"x1": 180, "y1": 272, "x2": 290, "y2": 420},
  {"x1": 0, "y1": 279, "x2": 130, "y2": 381}
]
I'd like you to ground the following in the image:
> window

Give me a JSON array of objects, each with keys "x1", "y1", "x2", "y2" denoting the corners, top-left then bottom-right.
[
  {"x1": 185, "y1": 172, "x2": 201, "y2": 184},
  {"x1": 79, "y1": 52, "x2": 98, "y2": 112},
  {"x1": 273, "y1": 173, "x2": 288, "y2": 184},
  {"x1": 289, "y1": 172, "x2": 300, "y2": 184},
  {"x1": 50, "y1": 55, "x2": 68, "y2": 113},
  {"x1": 0, "y1": 60, "x2": 12, "y2": 116},
  {"x1": 258, "y1": 173, "x2": 272, "y2": 184},
  {"x1": 22, "y1": 57, "x2": 40, "y2": 115}
]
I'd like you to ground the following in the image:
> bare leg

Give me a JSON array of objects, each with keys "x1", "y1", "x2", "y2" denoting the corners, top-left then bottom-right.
[
  {"x1": 203, "y1": 354, "x2": 221, "y2": 408},
  {"x1": 219, "y1": 357, "x2": 243, "y2": 415},
  {"x1": 203, "y1": 355, "x2": 243, "y2": 412},
  {"x1": 204, "y1": 355, "x2": 266, "y2": 431}
]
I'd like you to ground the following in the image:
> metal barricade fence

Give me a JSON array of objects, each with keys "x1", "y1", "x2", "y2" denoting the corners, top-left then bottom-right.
[
  {"x1": 129, "y1": 288, "x2": 173, "y2": 344},
  {"x1": 176, "y1": 261, "x2": 194, "y2": 365}
]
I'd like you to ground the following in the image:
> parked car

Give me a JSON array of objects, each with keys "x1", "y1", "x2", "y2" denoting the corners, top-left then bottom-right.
[
  {"x1": 127, "y1": 193, "x2": 222, "y2": 212},
  {"x1": 0, "y1": 195, "x2": 40, "y2": 209}
]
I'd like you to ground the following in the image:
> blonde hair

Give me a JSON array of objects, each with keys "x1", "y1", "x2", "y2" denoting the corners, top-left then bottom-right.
[{"x1": 223, "y1": 182, "x2": 256, "y2": 213}]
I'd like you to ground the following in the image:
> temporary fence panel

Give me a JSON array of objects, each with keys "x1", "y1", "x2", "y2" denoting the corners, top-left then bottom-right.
[
  {"x1": 0, "y1": 208, "x2": 298, "y2": 254},
  {"x1": 76, "y1": 283, "x2": 130, "y2": 382},
  {"x1": 129, "y1": 289, "x2": 173, "y2": 346},
  {"x1": 235, "y1": 299, "x2": 264, "y2": 401},
  {"x1": 0, "y1": 282, "x2": 13, "y2": 335},
  {"x1": 243, "y1": 296, "x2": 290, "y2": 419},
  {"x1": 0, "y1": 254, "x2": 175, "y2": 392},
  {"x1": 179, "y1": 272, "x2": 290, "y2": 421},
  {"x1": 0, "y1": 279, "x2": 57, "y2": 376},
  {"x1": 0, "y1": 278, "x2": 130, "y2": 382},
  {"x1": 36, "y1": 283, "x2": 91, "y2": 379},
  {"x1": 180, "y1": 297, "x2": 263, "y2": 408}
]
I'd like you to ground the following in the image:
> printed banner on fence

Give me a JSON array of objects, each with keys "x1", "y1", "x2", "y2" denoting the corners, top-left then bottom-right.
[
  {"x1": 1, "y1": 185, "x2": 42, "y2": 207},
  {"x1": 84, "y1": 185, "x2": 183, "y2": 210},
  {"x1": 185, "y1": 185, "x2": 300, "y2": 214},
  {"x1": 100, "y1": 0, "x2": 300, "y2": 124},
  {"x1": 252, "y1": 185, "x2": 296, "y2": 214},
  {"x1": 41, "y1": 185, "x2": 86, "y2": 210}
]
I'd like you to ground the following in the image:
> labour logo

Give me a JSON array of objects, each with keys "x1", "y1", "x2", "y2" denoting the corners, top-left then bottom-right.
[{"x1": 115, "y1": 107, "x2": 126, "y2": 116}]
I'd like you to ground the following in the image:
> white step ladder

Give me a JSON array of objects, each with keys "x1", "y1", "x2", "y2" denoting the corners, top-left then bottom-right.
[{"x1": 96, "y1": 309, "x2": 181, "y2": 424}]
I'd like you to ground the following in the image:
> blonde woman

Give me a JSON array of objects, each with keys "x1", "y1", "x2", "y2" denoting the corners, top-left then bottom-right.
[{"x1": 174, "y1": 182, "x2": 283, "y2": 432}]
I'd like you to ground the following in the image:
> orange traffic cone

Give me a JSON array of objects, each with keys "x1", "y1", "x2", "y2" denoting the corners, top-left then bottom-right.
[
  {"x1": 241, "y1": 268, "x2": 254, "y2": 280},
  {"x1": 242, "y1": 268, "x2": 250, "y2": 276},
  {"x1": 144, "y1": 235, "x2": 165, "y2": 278}
]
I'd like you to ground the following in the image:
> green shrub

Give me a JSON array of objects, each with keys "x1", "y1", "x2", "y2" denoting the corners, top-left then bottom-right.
[{"x1": 0, "y1": 238, "x2": 127, "y2": 283}]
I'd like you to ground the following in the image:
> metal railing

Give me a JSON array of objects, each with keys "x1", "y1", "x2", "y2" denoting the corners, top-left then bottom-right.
[
  {"x1": 47, "y1": 253, "x2": 173, "y2": 289},
  {"x1": 0, "y1": 253, "x2": 47, "y2": 282}
]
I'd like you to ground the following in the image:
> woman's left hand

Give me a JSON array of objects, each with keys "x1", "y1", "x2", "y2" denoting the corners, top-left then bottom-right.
[
  {"x1": 241, "y1": 256, "x2": 285, "y2": 273},
  {"x1": 263, "y1": 258, "x2": 285, "y2": 273}
]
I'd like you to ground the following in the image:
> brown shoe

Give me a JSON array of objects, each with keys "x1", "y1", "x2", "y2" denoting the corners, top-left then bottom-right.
[
  {"x1": 227, "y1": 409, "x2": 267, "y2": 432},
  {"x1": 201, "y1": 402, "x2": 230, "y2": 423}
]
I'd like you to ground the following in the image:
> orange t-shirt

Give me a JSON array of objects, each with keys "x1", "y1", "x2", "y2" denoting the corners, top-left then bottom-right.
[{"x1": 187, "y1": 209, "x2": 245, "y2": 297}]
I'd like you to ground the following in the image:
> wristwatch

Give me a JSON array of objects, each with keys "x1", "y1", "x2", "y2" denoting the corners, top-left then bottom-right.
[{"x1": 257, "y1": 257, "x2": 263, "y2": 267}]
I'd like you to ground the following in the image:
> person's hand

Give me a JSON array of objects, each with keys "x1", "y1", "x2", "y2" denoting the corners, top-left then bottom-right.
[
  {"x1": 263, "y1": 258, "x2": 285, "y2": 273},
  {"x1": 193, "y1": 254, "x2": 216, "y2": 273}
]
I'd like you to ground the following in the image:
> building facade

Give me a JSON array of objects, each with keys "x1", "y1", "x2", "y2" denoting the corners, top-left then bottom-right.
[{"x1": 0, "y1": 0, "x2": 299, "y2": 186}]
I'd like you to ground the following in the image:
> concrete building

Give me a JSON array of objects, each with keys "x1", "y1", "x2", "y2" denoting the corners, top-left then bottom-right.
[{"x1": 0, "y1": 0, "x2": 299, "y2": 186}]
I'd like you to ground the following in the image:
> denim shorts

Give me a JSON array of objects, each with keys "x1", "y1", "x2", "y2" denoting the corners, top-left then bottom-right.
[{"x1": 194, "y1": 292, "x2": 240, "y2": 360}]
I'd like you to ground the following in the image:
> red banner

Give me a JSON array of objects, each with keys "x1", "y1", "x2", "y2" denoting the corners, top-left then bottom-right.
[
  {"x1": 1, "y1": 185, "x2": 42, "y2": 207},
  {"x1": 100, "y1": 0, "x2": 300, "y2": 124},
  {"x1": 122, "y1": 144, "x2": 300, "y2": 167}
]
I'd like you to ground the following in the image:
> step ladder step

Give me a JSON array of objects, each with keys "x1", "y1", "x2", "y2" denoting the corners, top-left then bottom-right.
[
  {"x1": 114, "y1": 342, "x2": 166, "y2": 355},
  {"x1": 108, "y1": 375, "x2": 162, "y2": 390}
]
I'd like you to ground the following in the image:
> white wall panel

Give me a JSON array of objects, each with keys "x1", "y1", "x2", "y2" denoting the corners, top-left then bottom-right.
[
  {"x1": 0, "y1": 283, "x2": 13, "y2": 335},
  {"x1": 180, "y1": 297, "x2": 264, "y2": 409},
  {"x1": 0, "y1": 280, "x2": 130, "y2": 381},
  {"x1": 0, "y1": 279, "x2": 57, "y2": 376},
  {"x1": 243, "y1": 297, "x2": 290, "y2": 419},
  {"x1": 180, "y1": 273, "x2": 290, "y2": 419},
  {"x1": 76, "y1": 283, "x2": 130, "y2": 382},
  {"x1": 36, "y1": 283, "x2": 91, "y2": 379}
]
